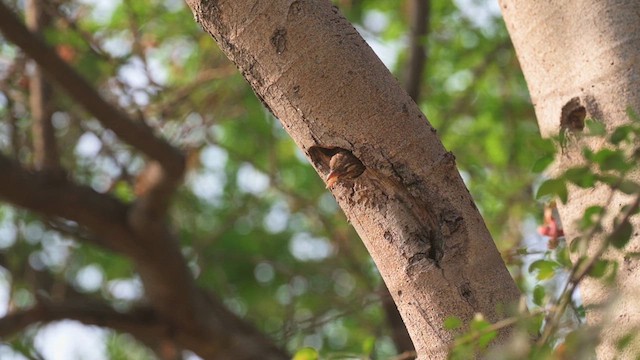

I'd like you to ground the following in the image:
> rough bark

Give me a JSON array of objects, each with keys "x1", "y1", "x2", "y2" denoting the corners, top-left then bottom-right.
[
  {"x1": 384, "y1": 1, "x2": 431, "y2": 354},
  {"x1": 184, "y1": 0, "x2": 521, "y2": 358},
  {"x1": 500, "y1": 1, "x2": 640, "y2": 358}
]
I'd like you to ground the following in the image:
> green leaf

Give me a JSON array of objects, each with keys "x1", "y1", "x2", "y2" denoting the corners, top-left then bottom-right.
[
  {"x1": 558, "y1": 128, "x2": 568, "y2": 148},
  {"x1": 361, "y1": 336, "x2": 375, "y2": 355},
  {"x1": 563, "y1": 166, "x2": 596, "y2": 188},
  {"x1": 470, "y1": 315, "x2": 490, "y2": 331},
  {"x1": 468, "y1": 317, "x2": 497, "y2": 349},
  {"x1": 609, "y1": 219, "x2": 633, "y2": 249},
  {"x1": 556, "y1": 245, "x2": 572, "y2": 268},
  {"x1": 597, "y1": 174, "x2": 621, "y2": 186},
  {"x1": 450, "y1": 343, "x2": 474, "y2": 360},
  {"x1": 532, "y1": 154, "x2": 555, "y2": 173},
  {"x1": 527, "y1": 313, "x2": 545, "y2": 335},
  {"x1": 617, "y1": 180, "x2": 640, "y2": 195},
  {"x1": 536, "y1": 178, "x2": 568, "y2": 203},
  {"x1": 293, "y1": 347, "x2": 318, "y2": 360},
  {"x1": 609, "y1": 125, "x2": 632, "y2": 145},
  {"x1": 616, "y1": 333, "x2": 636, "y2": 350},
  {"x1": 621, "y1": 204, "x2": 640, "y2": 215},
  {"x1": 626, "y1": 107, "x2": 640, "y2": 123},
  {"x1": 478, "y1": 330, "x2": 497, "y2": 349},
  {"x1": 569, "y1": 236, "x2": 585, "y2": 253},
  {"x1": 113, "y1": 181, "x2": 135, "y2": 202},
  {"x1": 533, "y1": 285, "x2": 546, "y2": 306},
  {"x1": 585, "y1": 119, "x2": 606, "y2": 136},
  {"x1": 579, "y1": 206, "x2": 605, "y2": 230},
  {"x1": 592, "y1": 149, "x2": 630, "y2": 172},
  {"x1": 445, "y1": 316, "x2": 463, "y2": 330},
  {"x1": 528, "y1": 260, "x2": 559, "y2": 280},
  {"x1": 588, "y1": 259, "x2": 610, "y2": 278},
  {"x1": 582, "y1": 148, "x2": 595, "y2": 162},
  {"x1": 605, "y1": 260, "x2": 619, "y2": 283}
]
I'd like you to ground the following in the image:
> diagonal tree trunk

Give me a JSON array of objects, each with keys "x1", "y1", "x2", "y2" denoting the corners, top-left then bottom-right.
[
  {"x1": 184, "y1": 0, "x2": 520, "y2": 357},
  {"x1": 500, "y1": 1, "x2": 640, "y2": 358},
  {"x1": 385, "y1": 0, "x2": 431, "y2": 355}
]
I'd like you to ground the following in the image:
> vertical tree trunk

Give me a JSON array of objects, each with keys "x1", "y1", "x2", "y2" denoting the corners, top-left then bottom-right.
[
  {"x1": 185, "y1": 1, "x2": 520, "y2": 357},
  {"x1": 500, "y1": 1, "x2": 640, "y2": 358},
  {"x1": 26, "y1": 0, "x2": 60, "y2": 171}
]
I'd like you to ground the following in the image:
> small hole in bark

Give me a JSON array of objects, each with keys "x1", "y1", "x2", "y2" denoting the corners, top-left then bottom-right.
[
  {"x1": 308, "y1": 146, "x2": 343, "y2": 173},
  {"x1": 560, "y1": 97, "x2": 587, "y2": 132},
  {"x1": 308, "y1": 146, "x2": 365, "y2": 187}
]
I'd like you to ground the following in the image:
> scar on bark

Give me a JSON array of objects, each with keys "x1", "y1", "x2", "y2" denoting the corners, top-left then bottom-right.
[{"x1": 270, "y1": 27, "x2": 287, "y2": 54}]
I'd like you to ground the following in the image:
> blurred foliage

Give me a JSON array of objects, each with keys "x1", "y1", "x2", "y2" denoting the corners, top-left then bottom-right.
[
  {"x1": 453, "y1": 111, "x2": 640, "y2": 359},
  {"x1": 0, "y1": 0, "x2": 564, "y2": 358}
]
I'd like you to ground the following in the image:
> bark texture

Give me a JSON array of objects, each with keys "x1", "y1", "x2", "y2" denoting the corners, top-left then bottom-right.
[
  {"x1": 500, "y1": 1, "x2": 640, "y2": 358},
  {"x1": 185, "y1": 1, "x2": 520, "y2": 358}
]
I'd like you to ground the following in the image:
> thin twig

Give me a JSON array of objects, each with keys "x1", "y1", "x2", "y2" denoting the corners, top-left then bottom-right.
[
  {"x1": 538, "y1": 191, "x2": 640, "y2": 345},
  {"x1": 453, "y1": 308, "x2": 545, "y2": 348}
]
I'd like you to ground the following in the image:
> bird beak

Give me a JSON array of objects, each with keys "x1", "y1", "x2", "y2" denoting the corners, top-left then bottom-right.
[{"x1": 326, "y1": 171, "x2": 339, "y2": 188}]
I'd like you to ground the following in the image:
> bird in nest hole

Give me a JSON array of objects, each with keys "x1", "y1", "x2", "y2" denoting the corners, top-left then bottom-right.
[{"x1": 326, "y1": 150, "x2": 366, "y2": 188}]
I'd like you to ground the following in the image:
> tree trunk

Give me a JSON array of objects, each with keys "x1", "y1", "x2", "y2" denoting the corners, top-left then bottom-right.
[
  {"x1": 26, "y1": 0, "x2": 60, "y2": 171},
  {"x1": 184, "y1": 1, "x2": 521, "y2": 358},
  {"x1": 500, "y1": 1, "x2": 640, "y2": 358}
]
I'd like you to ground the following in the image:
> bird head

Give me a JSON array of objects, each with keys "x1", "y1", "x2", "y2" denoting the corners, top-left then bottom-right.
[{"x1": 325, "y1": 150, "x2": 365, "y2": 188}]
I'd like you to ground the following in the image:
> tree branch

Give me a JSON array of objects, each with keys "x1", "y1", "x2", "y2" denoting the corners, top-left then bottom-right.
[
  {"x1": 0, "y1": 153, "x2": 138, "y2": 255},
  {"x1": 0, "y1": 299, "x2": 168, "y2": 344},
  {"x1": 403, "y1": 0, "x2": 430, "y2": 102},
  {"x1": 0, "y1": 3, "x2": 288, "y2": 356},
  {"x1": 0, "y1": 152, "x2": 287, "y2": 359},
  {"x1": 185, "y1": 1, "x2": 521, "y2": 356},
  {"x1": 0, "y1": 152, "x2": 191, "y2": 319},
  {"x1": 25, "y1": 0, "x2": 60, "y2": 172},
  {"x1": 0, "y1": 2, "x2": 184, "y2": 178},
  {"x1": 129, "y1": 161, "x2": 181, "y2": 229},
  {"x1": 1, "y1": 1, "x2": 184, "y2": 241}
]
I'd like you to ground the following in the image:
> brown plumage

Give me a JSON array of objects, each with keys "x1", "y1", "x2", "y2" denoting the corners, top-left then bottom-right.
[{"x1": 326, "y1": 150, "x2": 365, "y2": 188}]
